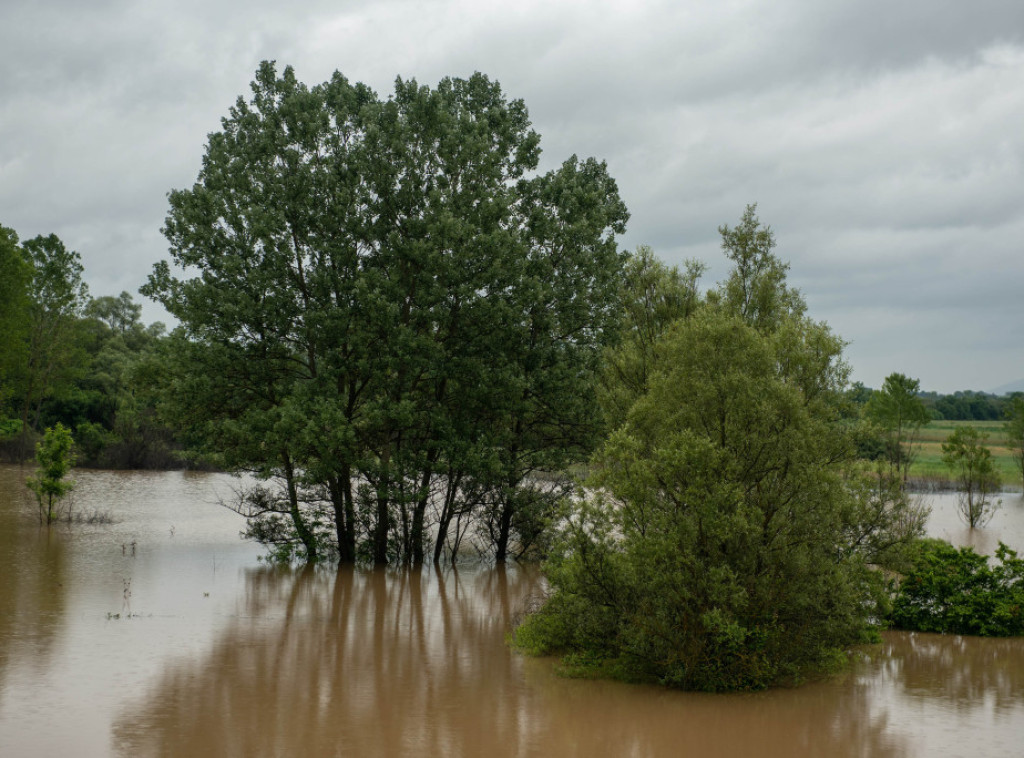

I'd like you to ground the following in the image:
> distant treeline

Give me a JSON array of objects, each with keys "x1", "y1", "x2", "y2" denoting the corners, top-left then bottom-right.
[
  {"x1": 0, "y1": 224, "x2": 189, "y2": 469},
  {"x1": 849, "y1": 383, "x2": 1021, "y2": 421},
  {"x1": 920, "y1": 390, "x2": 1019, "y2": 421}
]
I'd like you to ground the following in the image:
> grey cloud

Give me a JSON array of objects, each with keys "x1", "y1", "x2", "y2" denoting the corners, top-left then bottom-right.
[{"x1": 1, "y1": 0, "x2": 1021, "y2": 392}]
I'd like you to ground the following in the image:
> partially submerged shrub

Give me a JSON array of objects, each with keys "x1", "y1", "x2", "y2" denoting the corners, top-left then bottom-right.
[
  {"x1": 889, "y1": 539, "x2": 1024, "y2": 636},
  {"x1": 26, "y1": 423, "x2": 76, "y2": 525}
]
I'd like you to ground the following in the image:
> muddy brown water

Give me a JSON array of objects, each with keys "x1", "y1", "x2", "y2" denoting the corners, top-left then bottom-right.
[{"x1": 1, "y1": 466, "x2": 1023, "y2": 757}]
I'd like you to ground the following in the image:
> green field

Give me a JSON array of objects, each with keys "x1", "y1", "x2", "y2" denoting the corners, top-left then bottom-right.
[{"x1": 909, "y1": 420, "x2": 1022, "y2": 489}]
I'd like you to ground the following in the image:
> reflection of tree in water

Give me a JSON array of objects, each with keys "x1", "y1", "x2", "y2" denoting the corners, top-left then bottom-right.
[
  {"x1": 878, "y1": 631, "x2": 1024, "y2": 712},
  {"x1": 112, "y1": 565, "x2": 546, "y2": 757},
  {"x1": 111, "y1": 564, "x2": 912, "y2": 758},
  {"x1": 0, "y1": 467, "x2": 69, "y2": 695}
]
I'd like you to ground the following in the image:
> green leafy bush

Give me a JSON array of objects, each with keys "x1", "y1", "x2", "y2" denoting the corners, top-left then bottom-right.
[
  {"x1": 516, "y1": 208, "x2": 922, "y2": 691},
  {"x1": 26, "y1": 423, "x2": 76, "y2": 524},
  {"x1": 890, "y1": 539, "x2": 1024, "y2": 636}
]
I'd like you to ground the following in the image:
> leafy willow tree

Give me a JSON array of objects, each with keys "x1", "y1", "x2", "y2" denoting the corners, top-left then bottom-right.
[
  {"x1": 517, "y1": 208, "x2": 921, "y2": 691},
  {"x1": 144, "y1": 62, "x2": 628, "y2": 565},
  {"x1": 864, "y1": 373, "x2": 930, "y2": 484},
  {"x1": 1006, "y1": 395, "x2": 1024, "y2": 490},
  {"x1": 942, "y1": 426, "x2": 1000, "y2": 528}
]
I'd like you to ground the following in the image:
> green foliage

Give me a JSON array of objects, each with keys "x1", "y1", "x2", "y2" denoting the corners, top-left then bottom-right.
[
  {"x1": 1005, "y1": 395, "x2": 1024, "y2": 489},
  {"x1": 923, "y1": 389, "x2": 1008, "y2": 421},
  {"x1": 897, "y1": 420, "x2": 1017, "y2": 488},
  {"x1": 890, "y1": 540, "x2": 1024, "y2": 636},
  {"x1": 74, "y1": 420, "x2": 113, "y2": 463},
  {"x1": 715, "y1": 204, "x2": 805, "y2": 331},
  {"x1": 85, "y1": 292, "x2": 143, "y2": 337},
  {"x1": 0, "y1": 415, "x2": 24, "y2": 443},
  {"x1": 26, "y1": 423, "x2": 76, "y2": 524},
  {"x1": 142, "y1": 62, "x2": 628, "y2": 565},
  {"x1": 0, "y1": 224, "x2": 31, "y2": 413},
  {"x1": 0, "y1": 219, "x2": 180, "y2": 468},
  {"x1": 518, "y1": 209, "x2": 919, "y2": 691},
  {"x1": 942, "y1": 426, "x2": 1000, "y2": 527},
  {"x1": 598, "y1": 246, "x2": 706, "y2": 430},
  {"x1": 2, "y1": 232, "x2": 91, "y2": 461},
  {"x1": 864, "y1": 373, "x2": 930, "y2": 484},
  {"x1": 841, "y1": 469, "x2": 930, "y2": 573}
]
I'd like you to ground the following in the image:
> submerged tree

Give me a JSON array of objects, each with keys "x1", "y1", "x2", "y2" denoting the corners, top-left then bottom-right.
[
  {"x1": 144, "y1": 62, "x2": 627, "y2": 565},
  {"x1": 27, "y1": 423, "x2": 76, "y2": 525},
  {"x1": 942, "y1": 426, "x2": 1000, "y2": 528},
  {"x1": 517, "y1": 209, "x2": 921, "y2": 691}
]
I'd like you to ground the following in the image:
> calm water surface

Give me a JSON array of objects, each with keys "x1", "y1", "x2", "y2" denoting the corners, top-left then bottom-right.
[{"x1": 1, "y1": 466, "x2": 1023, "y2": 757}]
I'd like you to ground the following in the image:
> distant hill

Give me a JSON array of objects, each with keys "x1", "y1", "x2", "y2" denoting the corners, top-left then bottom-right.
[{"x1": 991, "y1": 378, "x2": 1024, "y2": 395}]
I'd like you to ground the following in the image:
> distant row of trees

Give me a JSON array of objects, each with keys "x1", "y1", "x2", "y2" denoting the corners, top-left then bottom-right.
[
  {"x1": 0, "y1": 225, "x2": 179, "y2": 468},
  {"x1": 849, "y1": 380, "x2": 1021, "y2": 422}
]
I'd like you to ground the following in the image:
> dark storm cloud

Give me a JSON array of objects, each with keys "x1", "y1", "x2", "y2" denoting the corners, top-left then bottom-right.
[{"x1": 1, "y1": 0, "x2": 1021, "y2": 392}]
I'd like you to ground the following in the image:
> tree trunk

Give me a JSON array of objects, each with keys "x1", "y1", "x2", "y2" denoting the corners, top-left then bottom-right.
[
  {"x1": 282, "y1": 454, "x2": 318, "y2": 562},
  {"x1": 328, "y1": 473, "x2": 356, "y2": 563},
  {"x1": 494, "y1": 496, "x2": 514, "y2": 564},
  {"x1": 433, "y1": 471, "x2": 463, "y2": 564},
  {"x1": 373, "y1": 443, "x2": 394, "y2": 565},
  {"x1": 411, "y1": 462, "x2": 436, "y2": 567}
]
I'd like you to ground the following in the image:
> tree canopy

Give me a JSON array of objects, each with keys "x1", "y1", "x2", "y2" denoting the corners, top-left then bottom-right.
[
  {"x1": 864, "y1": 372, "x2": 930, "y2": 484},
  {"x1": 143, "y1": 62, "x2": 629, "y2": 565},
  {"x1": 0, "y1": 220, "x2": 180, "y2": 468},
  {"x1": 942, "y1": 426, "x2": 1001, "y2": 528},
  {"x1": 516, "y1": 207, "x2": 921, "y2": 691}
]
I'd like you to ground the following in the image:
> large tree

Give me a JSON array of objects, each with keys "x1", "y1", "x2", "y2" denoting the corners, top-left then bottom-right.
[{"x1": 144, "y1": 62, "x2": 627, "y2": 565}]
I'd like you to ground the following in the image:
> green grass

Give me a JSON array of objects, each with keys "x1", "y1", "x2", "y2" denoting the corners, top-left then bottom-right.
[{"x1": 908, "y1": 420, "x2": 1022, "y2": 489}]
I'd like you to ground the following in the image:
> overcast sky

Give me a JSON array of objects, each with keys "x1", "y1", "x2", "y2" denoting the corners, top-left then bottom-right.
[{"x1": 2, "y1": 0, "x2": 1022, "y2": 393}]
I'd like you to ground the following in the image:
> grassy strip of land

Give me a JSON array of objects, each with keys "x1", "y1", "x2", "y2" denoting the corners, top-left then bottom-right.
[{"x1": 909, "y1": 420, "x2": 1021, "y2": 489}]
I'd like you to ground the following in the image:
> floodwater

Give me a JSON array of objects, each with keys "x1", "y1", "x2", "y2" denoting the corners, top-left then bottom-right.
[{"x1": 1, "y1": 467, "x2": 1023, "y2": 757}]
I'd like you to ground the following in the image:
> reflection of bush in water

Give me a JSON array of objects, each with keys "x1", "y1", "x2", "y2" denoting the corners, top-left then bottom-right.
[{"x1": 879, "y1": 631, "x2": 1024, "y2": 709}]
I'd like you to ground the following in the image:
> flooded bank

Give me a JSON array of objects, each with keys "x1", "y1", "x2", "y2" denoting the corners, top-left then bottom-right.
[{"x1": 1, "y1": 466, "x2": 1023, "y2": 757}]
